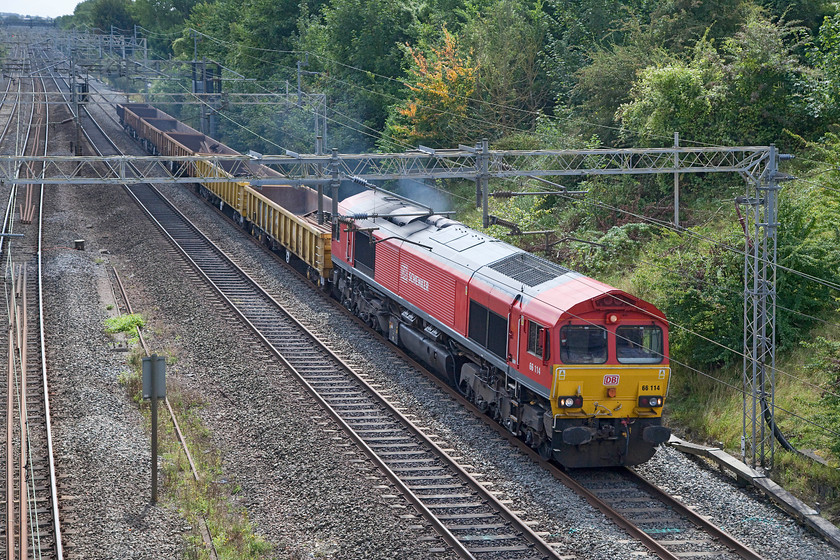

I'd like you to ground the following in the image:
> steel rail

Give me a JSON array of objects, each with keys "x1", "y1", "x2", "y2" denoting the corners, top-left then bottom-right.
[
  {"x1": 3, "y1": 54, "x2": 39, "y2": 560},
  {"x1": 0, "y1": 77, "x2": 17, "y2": 147},
  {"x1": 373, "y1": 338, "x2": 765, "y2": 560},
  {"x1": 35, "y1": 50, "x2": 65, "y2": 560},
  {"x1": 625, "y1": 468, "x2": 765, "y2": 560},
  {"x1": 240, "y1": 231, "x2": 766, "y2": 560},
  {"x1": 0, "y1": 66, "x2": 36, "y2": 258},
  {"x1": 82, "y1": 100, "x2": 563, "y2": 555},
  {"x1": 121, "y1": 182, "x2": 477, "y2": 560},
  {"x1": 111, "y1": 267, "x2": 202, "y2": 483},
  {"x1": 118, "y1": 174, "x2": 567, "y2": 558},
  {"x1": 16, "y1": 267, "x2": 27, "y2": 560},
  {"x1": 6, "y1": 301, "x2": 14, "y2": 560}
]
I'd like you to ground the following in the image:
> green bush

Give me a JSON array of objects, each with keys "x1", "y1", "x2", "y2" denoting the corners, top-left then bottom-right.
[{"x1": 104, "y1": 313, "x2": 146, "y2": 334}]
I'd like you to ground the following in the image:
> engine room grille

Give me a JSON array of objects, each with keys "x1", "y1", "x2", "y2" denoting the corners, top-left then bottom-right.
[{"x1": 487, "y1": 253, "x2": 570, "y2": 287}]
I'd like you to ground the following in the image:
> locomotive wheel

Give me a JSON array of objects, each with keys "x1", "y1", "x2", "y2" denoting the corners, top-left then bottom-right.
[
  {"x1": 454, "y1": 366, "x2": 471, "y2": 397},
  {"x1": 538, "y1": 440, "x2": 553, "y2": 461}
]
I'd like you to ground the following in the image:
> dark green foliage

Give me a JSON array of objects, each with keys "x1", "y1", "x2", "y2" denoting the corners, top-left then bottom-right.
[
  {"x1": 775, "y1": 193, "x2": 840, "y2": 352},
  {"x1": 133, "y1": 0, "x2": 200, "y2": 57},
  {"x1": 543, "y1": 0, "x2": 648, "y2": 103},
  {"x1": 758, "y1": 0, "x2": 835, "y2": 34},
  {"x1": 297, "y1": 0, "x2": 421, "y2": 150},
  {"x1": 647, "y1": 0, "x2": 753, "y2": 50},
  {"x1": 642, "y1": 232, "x2": 746, "y2": 368},
  {"x1": 616, "y1": 12, "x2": 815, "y2": 147},
  {"x1": 69, "y1": 0, "x2": 136, "y2": 32},
  {"x1": 803, "y1": 337, "x2": 840, "y2": 457},
  {"x1": 571, "y1": 38, "x2": 671, "y2": 145},
  {"x1": 567, "y1": 222, "x2": 659, "y2": 277}
]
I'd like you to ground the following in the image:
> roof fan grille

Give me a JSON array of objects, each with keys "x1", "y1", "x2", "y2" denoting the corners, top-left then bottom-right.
[{"x1": 487, "y1": 253, "x2": 570, "y2": 287}]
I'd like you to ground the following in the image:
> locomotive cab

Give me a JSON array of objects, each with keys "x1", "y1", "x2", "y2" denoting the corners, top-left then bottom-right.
[{"x1": 539, "y1": 295, "x2": 671, "y2": 467}]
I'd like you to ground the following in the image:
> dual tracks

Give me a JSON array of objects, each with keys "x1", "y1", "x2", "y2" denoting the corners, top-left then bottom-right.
[
  {"x1": 0, "y1": 44, "x2": 64, "y2": 560},
  {"x1": 124, "y1": 182, "x2": 560, "y2": 559},
  {"x1": 73, "y1": 76, "x2": 773, "y2": 559}
]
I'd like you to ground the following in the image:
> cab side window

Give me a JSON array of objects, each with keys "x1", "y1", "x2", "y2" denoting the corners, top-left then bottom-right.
[{"x1": 527, "y1": 320, "x2": 548, "y2": 359}]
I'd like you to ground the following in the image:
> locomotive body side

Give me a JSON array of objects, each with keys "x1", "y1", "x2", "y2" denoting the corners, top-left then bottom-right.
[{"x1": 332, "y1": 190, "x2": 671, "y2": 467}]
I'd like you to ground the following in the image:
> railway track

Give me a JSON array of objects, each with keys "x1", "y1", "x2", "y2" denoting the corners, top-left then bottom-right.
[
  {"x1": 0, "y1": 44, "x2": 64, "y2": 560},
  {"x1": 234, "y1": 220, "x2": 770, "y2": 560},
  {"x1": 123, "y1": 181, "x2": 563, "y2": 560},
  {"x1": 170, "y1": 160, "x2": 771, "y2": 560}
]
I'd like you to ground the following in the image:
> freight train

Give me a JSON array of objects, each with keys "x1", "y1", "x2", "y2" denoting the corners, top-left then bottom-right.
[{"x1": 117, "y1": 102, "x2": 672, "y2": 468}]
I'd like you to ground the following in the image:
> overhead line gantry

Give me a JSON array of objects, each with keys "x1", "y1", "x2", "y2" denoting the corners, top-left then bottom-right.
[{"x1": 0, "y1": 143, "x2": 790, "y2": 471}]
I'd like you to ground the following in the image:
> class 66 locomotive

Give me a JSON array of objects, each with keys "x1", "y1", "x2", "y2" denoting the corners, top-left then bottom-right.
[
  {"x1": 333, "y1": 190, "x2": 671, "y2": 468},
  {"x1": 118, "y1": 102, "x2": 671, "y2": 469}
]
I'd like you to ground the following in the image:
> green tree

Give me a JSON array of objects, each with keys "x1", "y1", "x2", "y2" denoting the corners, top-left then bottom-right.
[
  {"x1": 543, "y1": 0, "x2": 646, "y2": 103},
  {"x1": 808, "y1": 12, "x2": 840, "y2": 123},
  {"x1": 90, "y1": 0, "x2": 136, "y2": 33},
  {"x1": 133, "y1": 0, "x2": 200, "y2": 57},
  {"x1": 462, "y1": 0, "x2": 550, "y2": 137},
  {"x1": 297, "y1": 0, "x2": 421, "y2": 151},
  {"x1": 720, "y1": 11, "x2": 814, "y2": 145},
  {"x1": 616, "y1": 61, "x2": 722, "y2": 143},
  {"x1": 617, "y1": 12, "x2": 813, "y2": 146},
  {"x1": 803, "y1": 337, "x2": 840, "y2": 457},
  {"x1": 647, "y1": 0, "x2": 752, "y2": 51},
  {"x1": 571, "y1": 35, "x2": 670, "y2": 144}
]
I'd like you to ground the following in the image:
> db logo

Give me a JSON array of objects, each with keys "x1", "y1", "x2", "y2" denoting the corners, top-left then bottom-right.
[{"x1": 603, "y1": 374, "x2": 620, "y2": 386}]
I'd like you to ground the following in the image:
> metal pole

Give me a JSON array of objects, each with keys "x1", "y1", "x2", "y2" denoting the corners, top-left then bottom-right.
[
  {"x1": 330, "y1": 147, "x2": 340, "y2": 226},
  {"x1": 742, "y1": 145, "x2": 783, "y2": 472},
  {"x1": 297, "y1": 60, "x2": 302, "y2": 107},
  {"x1": 322, "y1": 95, "x2": 328, "y2": 150},
  {"x1": 480, "y1": 138, "x2": 489, "y2": 228},
  {"x1": 151, "y1": 361, "x2": 158, "y2": 504},
  {"x1": 316, "y1": 136, "x2": 324, "y2": 225},
  {"x1": 674, "y1": 132, "x2": 680, "y2": 229}
]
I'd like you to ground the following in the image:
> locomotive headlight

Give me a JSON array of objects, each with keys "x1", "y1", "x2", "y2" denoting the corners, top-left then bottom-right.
[
  {"x1": 638, "y1": 396, "x2": 663, "y2": 407},
  {"x1": 559, "y1": 396, "x2": 583, "y2": 408}
]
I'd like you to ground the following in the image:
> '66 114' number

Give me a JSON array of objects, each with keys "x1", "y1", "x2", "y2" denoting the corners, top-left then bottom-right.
[{"x1": 603, "y1": 374, "x2": 620, "y2": 386}]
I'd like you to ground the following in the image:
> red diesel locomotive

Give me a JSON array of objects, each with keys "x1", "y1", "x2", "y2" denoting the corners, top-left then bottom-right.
[{"x1": 332, "y1": 190, "x2": 671, "y2": 468}]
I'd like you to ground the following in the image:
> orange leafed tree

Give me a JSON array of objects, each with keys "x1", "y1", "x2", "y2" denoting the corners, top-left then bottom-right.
[{"x1": 382, "y1": 28, "x2": 477, "y2": 150}]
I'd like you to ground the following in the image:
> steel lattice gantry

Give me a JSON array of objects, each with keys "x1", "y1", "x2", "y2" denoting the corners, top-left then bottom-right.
[{"x1": 0, "y1": 144, "x2": 787, "y2": 468}]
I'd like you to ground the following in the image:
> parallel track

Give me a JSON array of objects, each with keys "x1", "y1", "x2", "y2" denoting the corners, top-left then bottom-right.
[
  {"x1": 0, "y1": 42, "x2": 64, "y2": 560},
  {"x1": 71, "y1": 61, "x2": 769, "y2": 560},
  {"x1": 123, "y1": 182, "x2": 562, "y2": 559},
  {"x1": 71, "y1": 89, "x2": 566, "y2": 558}
]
